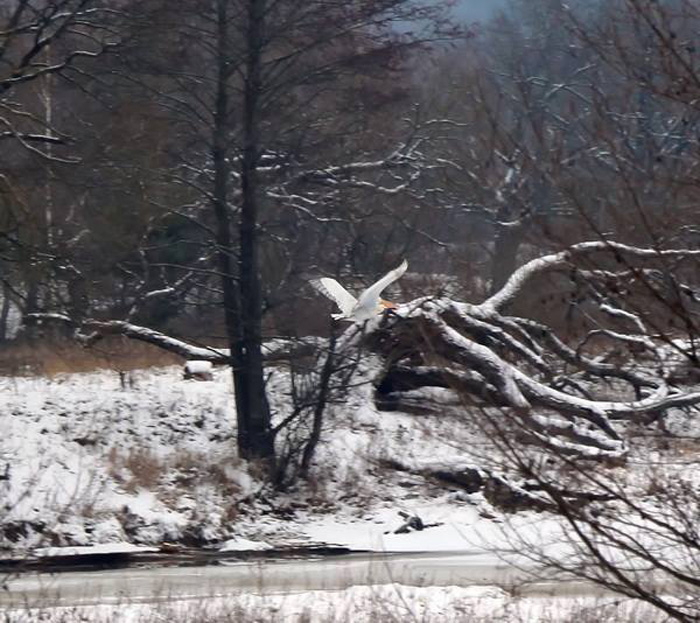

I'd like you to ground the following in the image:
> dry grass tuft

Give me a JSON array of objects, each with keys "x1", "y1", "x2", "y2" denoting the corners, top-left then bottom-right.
[
  {"x1": 108, "y1": 447, "x2": 165, "y2": 493},
  {"x1": 170, "y1": 451, "x2": 242, "y2": 490}
]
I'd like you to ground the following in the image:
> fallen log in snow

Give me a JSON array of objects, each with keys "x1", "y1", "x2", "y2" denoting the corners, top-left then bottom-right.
[{"x1": 360, "y1": 242, "x2": 700, "y2": 462}]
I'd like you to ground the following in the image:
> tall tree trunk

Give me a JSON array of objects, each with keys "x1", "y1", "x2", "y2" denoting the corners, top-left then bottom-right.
[
  {"x1": 237, "y1": 0, "x2": 274, "y2": 461},
  {"x1": 212, "y1": 0, "x2": 250, "y2": 459}
]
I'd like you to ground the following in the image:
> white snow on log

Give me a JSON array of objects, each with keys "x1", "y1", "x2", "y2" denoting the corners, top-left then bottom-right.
[
  {"x1": 184, "y1": 360, "x2": 214, "y2": 379},
  {"x1": 86, "y1": 319, "x2": 233, "y2": 361},
  {"x1": 185, "y1": 360, "x2": 214, "y2": 374},
  {"x1": 481, "y1": 241, "x2": 700, "y2": 312},
  {"x1": 424, "y1": 313, "x2": 530, "y2": 410},
  {"x1": 599, "y1": 303, "x2": 647, "y2": 334}
]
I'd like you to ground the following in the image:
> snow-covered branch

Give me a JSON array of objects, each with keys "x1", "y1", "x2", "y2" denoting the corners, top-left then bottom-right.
[
  {"x1": 28, "y1": 314, "x2": 232, "y2": 362},
  {"x1": 482, "y1": 241, "x2": 700, "y2": 313},
  {"x1": 27, "y1": 314, "x2": 321, "y2": 364},
  {"x1": 363, "y1": 242, "x2": 700, "y2": 462}
]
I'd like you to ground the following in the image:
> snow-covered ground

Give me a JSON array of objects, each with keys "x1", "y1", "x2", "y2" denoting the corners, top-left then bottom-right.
[
  {"x1": 3, "y1": 359, "x2": 698, "y2": 621},
  {"x1": 0, "y1": 582, "x2": 663, "y2": 622},
  {"x1": 3, "y1": 359, "x2": 694, "y2": 557},
  {"x1": 0, "y1": 362, "x2": 514, "y2": 556},
  {"x1": 2, "y1": 366, "x2": 248, "y2": 551}
]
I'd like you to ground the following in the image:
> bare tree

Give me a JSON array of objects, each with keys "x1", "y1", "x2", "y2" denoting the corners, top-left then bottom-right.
[
  {"x1": 0, "y1": 0, "x2": 117, "y2": 151},
  {"x1": 89, "y1": 0, "x2": 460, "y2": 464},
  {"x1": 488, "y1": 417, "x2": 700, "y2": 622},
  {"x1": 0, "y1": 0, "x2": 122, "y2": 333}
]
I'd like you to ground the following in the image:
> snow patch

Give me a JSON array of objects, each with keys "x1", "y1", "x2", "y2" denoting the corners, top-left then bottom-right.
[
  {"x1": 34, "y1": 543, "x2": 159, "y2": 558},
  {"x1": 219, "y1": 537, "x2": 273, "y2": 552}
]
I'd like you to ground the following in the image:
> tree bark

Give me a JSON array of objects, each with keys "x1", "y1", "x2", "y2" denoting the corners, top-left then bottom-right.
[
  {"x1": 237, "y1": 0, "x2": 274, "y2": 461},
  {"x1": 300, "y1": 330, "x2": 338, "y2": 475},
  {"x1": 212, "y1": 0, "x2": 257, "y2": 461}
]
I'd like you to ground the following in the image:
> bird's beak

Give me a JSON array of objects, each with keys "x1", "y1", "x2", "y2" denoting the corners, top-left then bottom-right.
[{"x1": 380, "y1": 299, "x2": 398, "y2": 309}]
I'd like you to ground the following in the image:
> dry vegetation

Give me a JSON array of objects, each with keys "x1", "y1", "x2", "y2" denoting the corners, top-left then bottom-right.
[
  {"x1": 106, "y1": 447, "x2": 245, "y2": 507},
  {"x1": 0, "y1": 337, "x2": 179, "y2": 377}
]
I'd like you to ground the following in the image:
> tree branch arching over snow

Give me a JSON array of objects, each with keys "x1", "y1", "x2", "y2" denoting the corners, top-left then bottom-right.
[{"x1": 363, "y1": 242, "x2": 700, "y2": 462}]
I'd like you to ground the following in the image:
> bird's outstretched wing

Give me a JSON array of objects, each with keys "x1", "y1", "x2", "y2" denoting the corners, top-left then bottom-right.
[
  {"x1": 358, "y1": 259, "x2": 408, "y2": 307},
  {"x1": 311, "y1": 277, "x2": 357, "y2": 316}
]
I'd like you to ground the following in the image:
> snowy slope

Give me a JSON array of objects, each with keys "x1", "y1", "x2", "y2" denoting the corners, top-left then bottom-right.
[
  {"x1": 5, "y1": 355, "x2": 689, "y2": 562},
  {"x1": 2, "y1": 366, "x2": 247, "y2": 551},
  {"x1": 1, "y1": 362, "x2": 504, "y2": 555}
]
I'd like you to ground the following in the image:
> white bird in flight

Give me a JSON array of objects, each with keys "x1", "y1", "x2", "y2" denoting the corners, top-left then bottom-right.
[{"x1": 312, "y1": 259, "x2": 408, "y2": 322}]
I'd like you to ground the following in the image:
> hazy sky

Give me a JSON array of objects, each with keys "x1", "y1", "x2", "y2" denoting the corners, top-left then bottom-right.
[{"x1": 453, "y1": 0, "x2": 509, "y2": 22}]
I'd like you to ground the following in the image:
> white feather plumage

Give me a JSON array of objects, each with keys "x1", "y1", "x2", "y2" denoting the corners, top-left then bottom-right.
[{"x1": 311, "y1": 260, "x2": 408, "y2": 322}]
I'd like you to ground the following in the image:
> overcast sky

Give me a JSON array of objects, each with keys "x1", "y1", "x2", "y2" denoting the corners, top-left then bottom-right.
[{"x1": 453, "y1": 0, "x2": 509, "y2": 22}]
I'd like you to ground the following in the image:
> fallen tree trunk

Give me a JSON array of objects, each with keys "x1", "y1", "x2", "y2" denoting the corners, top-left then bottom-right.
[
  {"x1": 27, "y1": 314, "x2": 320, "y2": 364},
  {"x1": 360, "y1": 242, "x2": 700, "y2": 462}
]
